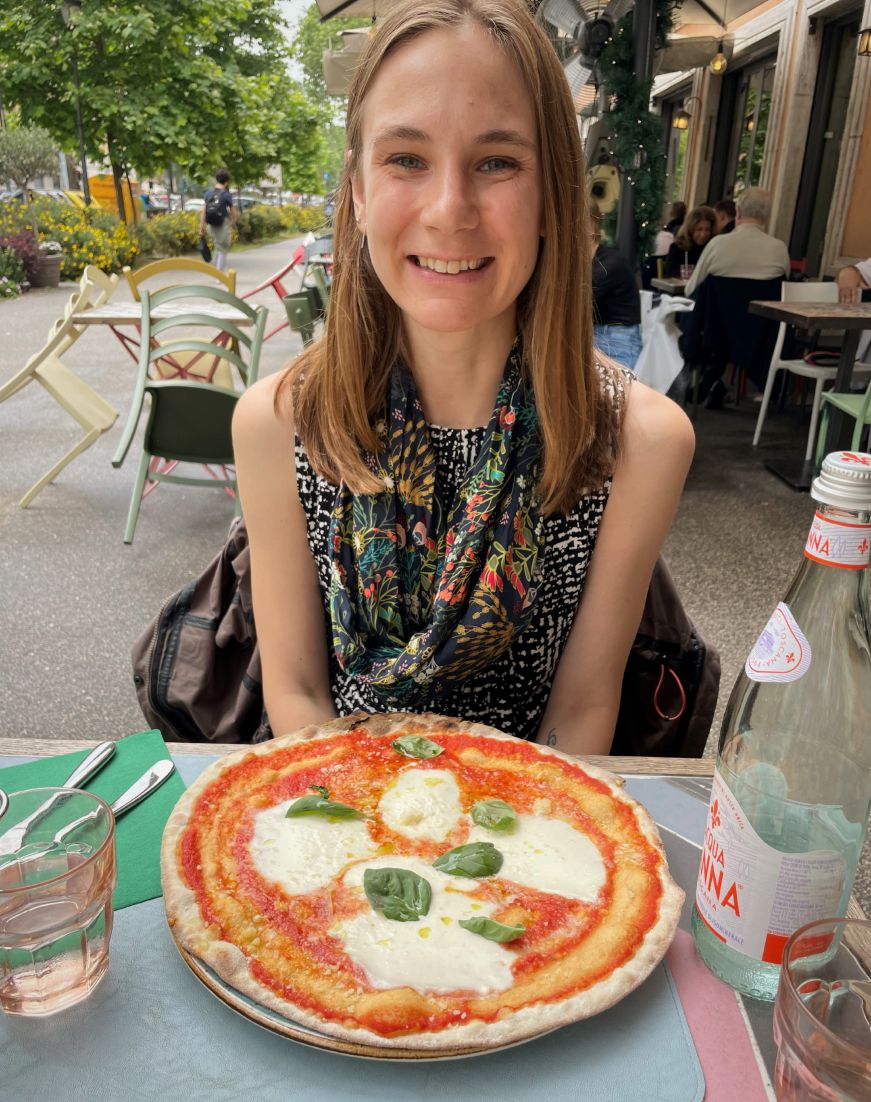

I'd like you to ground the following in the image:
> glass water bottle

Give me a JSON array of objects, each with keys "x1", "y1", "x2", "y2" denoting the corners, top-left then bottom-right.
[{"x1": 692, "y1": 452, "x2": 871, "y2": 1000}]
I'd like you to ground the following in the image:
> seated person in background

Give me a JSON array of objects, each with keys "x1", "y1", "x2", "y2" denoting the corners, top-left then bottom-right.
[
  {"x1": 665, "y1": 201, "x2": 686, "y2": 236},
  {"x1": 836, "y1": 258, "x2": 871, "y2": 303},
  {"x1": 664, "y1": 206, "x2": 717, "y2": 278},
  {"x1": 590, "y1": 207, "x2": 642, "y2": 370},
  {"x1": 684, "y1": 187, "x2": 789, "y2": 297},
  {"x1": 714, "y1": 199, "x2": 736, "y2": 235}
]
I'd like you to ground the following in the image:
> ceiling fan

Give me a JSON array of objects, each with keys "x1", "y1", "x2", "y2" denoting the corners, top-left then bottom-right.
[{"x1": 536, "y1": 0, "x2": 636, "y2": 99}]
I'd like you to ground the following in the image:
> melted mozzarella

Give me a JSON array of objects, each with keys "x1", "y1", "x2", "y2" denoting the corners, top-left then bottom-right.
[
  {"x1": 377, "y1": 768, "x2": 462, "y2": 842},
  {"x1": 468, "y1": 815, "x2": 606, "y2": 901},
  {"x1": 335, "y1": 856, "x2": 513, "y2": 994},
  {"x1": 249, "y1": 801, "x2": 379, "y2": 894}
]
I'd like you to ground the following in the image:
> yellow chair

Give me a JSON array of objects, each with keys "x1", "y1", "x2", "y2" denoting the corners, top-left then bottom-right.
[
  {"x1": 0, "y1": 265, "x2": 120, "y2": 507},
  {"x1": 123, "y1": 259, "x2": 238, "y2": 388}
]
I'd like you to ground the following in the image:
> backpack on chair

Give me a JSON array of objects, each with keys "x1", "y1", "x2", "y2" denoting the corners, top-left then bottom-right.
[{"x1": 131, "y1": 518, "x2": 270, "y2": 743}]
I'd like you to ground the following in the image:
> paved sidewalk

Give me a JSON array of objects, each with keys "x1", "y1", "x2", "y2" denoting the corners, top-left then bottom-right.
[{"x1": 1, "y1": 246, "x2": 868, "y2": 909}]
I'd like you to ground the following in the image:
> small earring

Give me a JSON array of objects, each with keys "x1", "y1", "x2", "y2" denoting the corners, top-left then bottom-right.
[{"x1": 359, "y1": 231, "x2": 366, "y2": 252}]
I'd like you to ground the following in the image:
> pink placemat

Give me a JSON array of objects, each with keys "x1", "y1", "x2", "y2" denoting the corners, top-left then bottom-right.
[{"x1": 668, "y1": 929, "x2": 773, "y2": 1101}]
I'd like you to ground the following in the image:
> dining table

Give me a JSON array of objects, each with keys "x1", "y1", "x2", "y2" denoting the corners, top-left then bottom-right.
[
  {"x1": 4, "y1": 733, "x2": 845, "y2": 1100},
  {"x1": 748, "y1": 299, "x2": 871, "y2": 489},
  {"x1": 651, "y1": 276, "x2": 688, "y2": 297}
]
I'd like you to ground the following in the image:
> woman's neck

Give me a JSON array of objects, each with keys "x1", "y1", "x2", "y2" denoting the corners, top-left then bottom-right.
[{"x1": 402, "y1": 319, "x2": 516, "y2": 428}]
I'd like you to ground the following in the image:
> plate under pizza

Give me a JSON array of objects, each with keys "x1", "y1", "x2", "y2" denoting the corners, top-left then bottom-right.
[{"x1": 161, "y1": 712, "x2": 684, "y2": 1057}]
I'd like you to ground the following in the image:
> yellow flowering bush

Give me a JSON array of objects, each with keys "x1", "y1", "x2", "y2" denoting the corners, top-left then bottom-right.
[{"x1": 0, "y1": 196, "x2": 139, "y2": 280}]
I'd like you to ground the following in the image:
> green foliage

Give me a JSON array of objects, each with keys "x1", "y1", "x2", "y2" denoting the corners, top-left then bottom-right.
[
  {"x1": 0, "y1": 124, "x2": 57, "y2": 189},
  {"x1": 289, "y1": 4, "x2": 370, "y2": 103},
  {"x1": 135, "y1": 209, "x2": 202, "y2": 258},
  {"x1": 598, "y1": 1, "x2": 678, "y2": 255},
  {"x1": 0, "y1": 196, "x2": 138, "y2": 279},
  {"x1": 0, "y1": 231, "x2": 37, "y2": 282},
  {"x1": 234, "y1": 203, "x2": 285, "y2": 243},
  {"x1": 0, "y1": 246, "x2": 25, "y2": 298},
  {"x1": 0, "y1": 0, "x2": 324, "y2": 217}
]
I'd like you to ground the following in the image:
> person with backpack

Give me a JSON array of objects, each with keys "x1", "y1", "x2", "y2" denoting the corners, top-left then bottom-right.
[{"x1": 200, "y1": 168, "x2": 237, "y2": 271}]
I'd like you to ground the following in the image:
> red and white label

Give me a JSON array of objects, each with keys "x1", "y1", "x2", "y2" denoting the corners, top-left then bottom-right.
[
  {"x1": 804, "y1": 512, "x2": 871, "y2": 570},
  {"x1": 695, "y1": 771, "x2": 847, "y2": 964},
  {"x1": 745, "y1": 603, "x2": 811, "y2": 683}
]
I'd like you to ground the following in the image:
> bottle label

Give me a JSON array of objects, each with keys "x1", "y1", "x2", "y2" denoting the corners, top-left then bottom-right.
[
  {"x1": 745, "y1": 602, "x2": 812, "y2": 683},
  {"x1": 804, "y1": 512, "x2": 871, "y2": 570},
  {"x1": 695, "y1": 770, "x2": 847, "y2": 965}
]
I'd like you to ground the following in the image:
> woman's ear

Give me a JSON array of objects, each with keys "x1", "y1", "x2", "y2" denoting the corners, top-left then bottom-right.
[{"x1": 349, "y1": 153, "x2": 366, "y2": 228}]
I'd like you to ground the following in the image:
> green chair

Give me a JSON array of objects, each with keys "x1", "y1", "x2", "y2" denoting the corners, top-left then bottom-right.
[
  {"x1": 282, "y1": 292, "x2": 315, "y2": 347},
  {"x1": 814, "y1": 375, "x2": 871, "y2": 468},
  {"x1": 117, "y1": 284, "x2": 267, "y2": 544}
]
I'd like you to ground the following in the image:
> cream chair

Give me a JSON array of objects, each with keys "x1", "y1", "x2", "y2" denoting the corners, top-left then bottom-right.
[
  {"x1": 752, "y1": 282, "x2": 871, "y2": 462},
  {"x1": 0, "y1": 265, "x2": 120, "y2": 507}
]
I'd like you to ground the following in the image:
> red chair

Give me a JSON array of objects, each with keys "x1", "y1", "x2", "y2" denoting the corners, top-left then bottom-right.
[{"x1": 240, "y1": 245, "x2": 305, "y2": 342}]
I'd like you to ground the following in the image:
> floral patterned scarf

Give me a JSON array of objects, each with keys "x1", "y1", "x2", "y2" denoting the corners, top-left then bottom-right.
[{"x1": 329, "y1": 341, "x2": 543, "y2": 702}]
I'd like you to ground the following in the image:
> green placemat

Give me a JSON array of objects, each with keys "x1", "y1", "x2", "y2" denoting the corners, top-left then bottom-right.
[{"x1": 0, "y1": 729, "x2": 186, "y2": 910}]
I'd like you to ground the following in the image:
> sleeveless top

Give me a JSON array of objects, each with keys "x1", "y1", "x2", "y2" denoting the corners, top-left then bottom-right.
[{"x1": 294, "y1": 367, "x2": 628, "y2": 741}]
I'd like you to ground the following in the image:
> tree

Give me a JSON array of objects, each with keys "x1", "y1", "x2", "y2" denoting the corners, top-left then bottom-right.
[
  {"x1": 0, "y1": 0, "x2": 323, "y2": 219},
  {"x1": 289, "y1": 4, "x2": 369, "y2": 104},
  {"x1": 288, "y1": 4, "x2": 372, "y2": 193},
  {"x1": 0, "y1": 124, "x2": 58, "y2": 245}
]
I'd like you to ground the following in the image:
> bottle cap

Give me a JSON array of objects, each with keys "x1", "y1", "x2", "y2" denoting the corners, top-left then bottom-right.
[{"x1": 811, "y1": 452, "x2": 871, "y2": 510}]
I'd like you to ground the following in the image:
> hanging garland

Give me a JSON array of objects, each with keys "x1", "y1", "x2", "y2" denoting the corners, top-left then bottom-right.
[{"x1": 598, "y1": 1, "x2": 679, "y2": 255}]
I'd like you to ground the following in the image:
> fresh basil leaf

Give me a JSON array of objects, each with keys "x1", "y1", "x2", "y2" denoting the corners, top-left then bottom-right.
[
  {"x1": 391, "y1": 735, "x2": 445, "y2": 759},
  {"x1": 459, "y1": 917, "x2": 526, "y2": 943},
  {"x1": 310, "y1": 785, "x2": 330, "y2": 799},
  {"x1": 432, "y1": 842, "x2": 503, "y2": 878},
  {"x1": 471, "y1": 799, "x2": 517, "y2": 832},
  {"x1": 285, "y1": 794, "x2": 362, "y2": 820},
  {"x1": 363, "y1": 867, "x2": 432, "y2": 922}
]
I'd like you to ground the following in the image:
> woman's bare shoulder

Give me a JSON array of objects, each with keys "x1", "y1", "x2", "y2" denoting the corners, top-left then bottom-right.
[
  {"x1": 621, "y1": 379, "x2": 694, "y2": 464},
  {"x1": 233, "y1": 371, "x2": 294, "y2": 450}
]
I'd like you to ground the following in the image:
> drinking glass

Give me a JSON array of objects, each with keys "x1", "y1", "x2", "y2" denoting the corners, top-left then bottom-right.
[
  {"x1": 0, "y1": 787, "x2": 116, "y2": 1017},
  {"x1": 773, "y1": 917, "x2": 871, "y2": 1101},
  {"x1": 679, "y1": 264, "x2": 694, "y2": 281},
  {"x1": 839, "y1": 286, "x2": 862, "y2": 306}
]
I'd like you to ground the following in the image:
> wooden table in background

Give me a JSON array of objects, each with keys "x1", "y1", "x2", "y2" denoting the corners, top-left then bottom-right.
[
  {"x1": 651, "y1": 276, "x2": 688, "y2": 296},
  {"x1": 748, "y1": 300, "x2": 871, "y2": 489}
]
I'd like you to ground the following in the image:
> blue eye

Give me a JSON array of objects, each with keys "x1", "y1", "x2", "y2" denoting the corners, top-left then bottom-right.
[
  {"x1": 389, "y1": 155, "x2": 423, "y2": 170},
  {"x1": 481, "y1": 157, "x2": 516, "y2": 172}
]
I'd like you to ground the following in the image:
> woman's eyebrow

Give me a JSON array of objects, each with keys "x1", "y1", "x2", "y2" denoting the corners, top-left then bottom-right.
[
  {"x1": 473, "y1": 129, "x2": 536, "y2": 151},
  {"x1": 371, "y1": 125, "x2": 536, "y2": 151}
]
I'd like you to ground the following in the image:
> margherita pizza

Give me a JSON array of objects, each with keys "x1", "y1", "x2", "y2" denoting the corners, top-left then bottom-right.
[{"x1": 161, "y1": 712, "x2": 683, "y2": 1051}]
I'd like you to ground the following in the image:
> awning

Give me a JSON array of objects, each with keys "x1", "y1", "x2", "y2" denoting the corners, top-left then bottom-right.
[{"x1": 316, "y1": 0, "x2": 767, "y2": 26}]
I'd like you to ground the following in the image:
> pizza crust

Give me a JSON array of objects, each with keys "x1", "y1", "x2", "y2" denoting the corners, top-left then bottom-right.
[{"x1": 161, "y1": 712, "x2": 684, "y2": 1051}]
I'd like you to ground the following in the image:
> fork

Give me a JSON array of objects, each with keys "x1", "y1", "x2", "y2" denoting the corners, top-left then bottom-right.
[{"x1": 0, "y1": 741, "x2": 116, "y2": 855}]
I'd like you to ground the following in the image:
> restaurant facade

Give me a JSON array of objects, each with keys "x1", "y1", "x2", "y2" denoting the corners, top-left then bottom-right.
[{"x1": 654, "y1": 0, "x2": 871, "y2": 275}]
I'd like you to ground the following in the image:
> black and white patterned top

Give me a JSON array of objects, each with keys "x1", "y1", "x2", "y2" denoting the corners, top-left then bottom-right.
[{"x1": 294, "y1": 371, "x2": 627, "y2": 741}]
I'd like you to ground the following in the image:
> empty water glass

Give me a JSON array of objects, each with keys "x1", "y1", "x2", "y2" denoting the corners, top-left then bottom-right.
[{"x1": 774, "y1": 917, "x2": 871, "y2": 1101}]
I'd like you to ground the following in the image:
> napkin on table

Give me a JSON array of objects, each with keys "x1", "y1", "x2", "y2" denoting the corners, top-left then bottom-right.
[{"x1": 0, "y1": 728, "x2": 187, "y2": 910}]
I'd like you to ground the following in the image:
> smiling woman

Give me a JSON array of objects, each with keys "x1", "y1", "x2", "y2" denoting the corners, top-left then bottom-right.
[{"x1": 232, "y1": 0, "x2": 695, "y2": 755}]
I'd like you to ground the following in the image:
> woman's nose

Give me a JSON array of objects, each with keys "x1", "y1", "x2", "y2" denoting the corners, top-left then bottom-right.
[{"x1": 421, "y1": 168, "x2": 478, "y2": 233}]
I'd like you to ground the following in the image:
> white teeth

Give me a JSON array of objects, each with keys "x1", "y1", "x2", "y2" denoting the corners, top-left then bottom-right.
[{"x1": 416, "y1": 256, "x2": 486, "y2": 273}]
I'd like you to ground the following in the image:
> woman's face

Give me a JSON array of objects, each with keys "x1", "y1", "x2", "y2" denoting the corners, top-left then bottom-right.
[
  {"x1": 692, "y1": 219, "x2": 713, "y2": 247},
  {"x1": 351, "y1": 24, "x2": 543, "y2": 344}
]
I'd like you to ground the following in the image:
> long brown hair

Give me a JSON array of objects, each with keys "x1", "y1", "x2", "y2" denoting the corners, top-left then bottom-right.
[
  {"x1": 674, "y1": 205, "x2": 717, "y2": 253},
  {"x1": 280, "y1": 0, "x2": 620, "y2": 513}
]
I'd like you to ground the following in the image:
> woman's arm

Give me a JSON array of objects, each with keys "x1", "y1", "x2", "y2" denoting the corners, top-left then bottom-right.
[
  {"x1": 536, "y1": 381, "x2": 695, "y2": 756},
  {"x1": 233, "y1": 374, "x2": 338, "y2": 737}
]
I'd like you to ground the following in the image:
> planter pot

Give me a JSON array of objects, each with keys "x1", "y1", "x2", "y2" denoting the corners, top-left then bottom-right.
[{"x1": 29, "y1": 254, "x2": 64, "y2": 289}]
